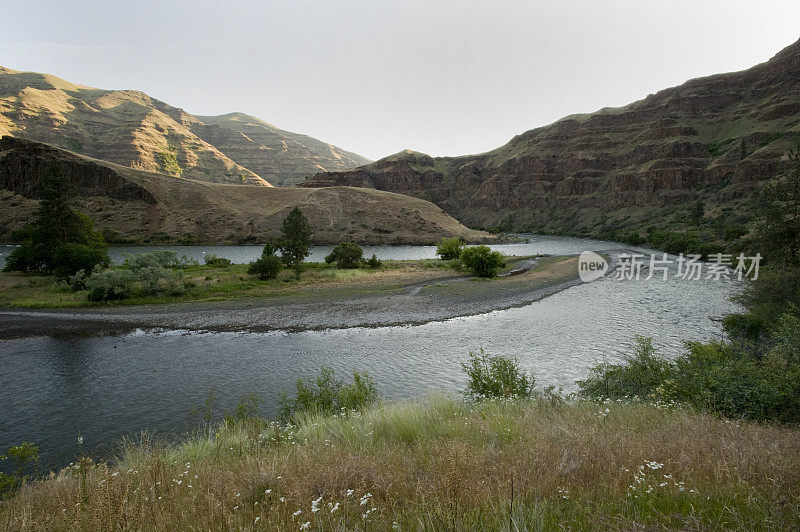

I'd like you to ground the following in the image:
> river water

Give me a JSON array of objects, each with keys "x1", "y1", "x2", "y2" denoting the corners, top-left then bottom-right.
[{"x1": 0, "y1": 236, "x2": 741, "y2": 469}]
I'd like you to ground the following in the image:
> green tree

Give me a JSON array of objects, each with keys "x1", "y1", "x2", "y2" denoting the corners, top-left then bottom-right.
[
  {"x1": 436, "y1": 237, "x2": 464, "y2": 260},
  {"x1": 248, "y1": 241, "x2": 283, "y2": 280},
  {"x1": 279, "y1": 208, "x2": 312, "y2": 279},
  {"x1": 325, "y1": 242, "x2": 364, "y2": 269},
  {"x1": 460, "y1": 245, "x2": 505, "y2": 278},
  {"x1": 755, "y1": 149, "x2": 800, "y2": 266},
  {"x1": 461, "y1": 349, "x2": 534, "y2": 400},
  {"x1": 3, "y1": 163, "x2": 108, "y2": 276}
]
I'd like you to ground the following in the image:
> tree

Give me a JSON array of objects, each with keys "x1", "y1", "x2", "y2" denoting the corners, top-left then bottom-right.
[
  {"x1": 460, "y1": 245, "x2": 505, "y2": 278},
  {"x1": 279, "y1": 208, "x2": 312, "y2": 279},
  {"x1": 436, "y1": 237, "x2": 464, "y2": 260},
  {"x1": 755, "y1": 149, "x2": 800, "y2": 266},
  {"x1": 3, "y1": 163, "x2": 108, "y2": 276},
  {"x1": 248, "y1": 241, "x2": 283, "y2": 280},
  {"x1": 690, "y1": 200, "x2": 705, "y2": 227},
  {"x1": 325, "y1": 242, "x2": 364, "y2": 269}
]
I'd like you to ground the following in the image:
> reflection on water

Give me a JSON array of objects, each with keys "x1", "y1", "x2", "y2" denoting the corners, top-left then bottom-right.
[{"x1": 0, "y1": 260, "x2": 740, "y2": 469}]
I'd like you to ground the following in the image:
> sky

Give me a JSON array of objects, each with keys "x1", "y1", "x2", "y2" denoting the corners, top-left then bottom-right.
[{"x1": 2, "y1": 0, "x2": 800, "y2": 160}]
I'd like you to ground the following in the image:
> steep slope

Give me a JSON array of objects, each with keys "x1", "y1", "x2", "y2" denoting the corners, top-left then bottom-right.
[
  {"x1": 304, "y1": 38, "x2": 800, "y2": 236},
  {"x1": 193, "y1": 113, "x2": 371, "y2": 186},
  {"x1": 0, "y1": 137, "x2": 490, "y2": 245},
  {"x1": 0, "y1": 68, "x2": 370, "y2": 187}
]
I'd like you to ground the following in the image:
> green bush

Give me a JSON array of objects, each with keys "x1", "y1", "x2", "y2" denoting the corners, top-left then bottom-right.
[
  {"x1": 0, "y1": 441, "x2": 39, "y2": 499},
  {"x1": 578, "y1": 330, "x2": 800, "y2": 423},
  {"x1": 461, "y1": 349, "x2": 534, "y2": 399},
  {"x1": 279, "y1": 366, "x2": 378, "y2": 422},
  {"x1": 248, "y1": 243, "x2": 283, "y2": 280},
  {"x1": 123, "y1": 250, "x2": 180, "y2": 269},
  {"x1": 325, "y1": 242, "x2": 364, "y2": 269},
  {"x1": 436, "y1": 237, "x2": 464, "y2": 260},
  {"x1": 366, "y1": 253, "x2": 382, "y2": 269},
  {"x1": 577, "y1": 337, "x2": 674, "y2": 399},
  {"x1": 86, "y1": 267, "x2": 137, "y2": 301},
  {"x1": 459, "y1": 246, "x2": 505, "y2": 278},
  {"x1": 204, "y1": 254, "x2": 232, "y2": 268}
]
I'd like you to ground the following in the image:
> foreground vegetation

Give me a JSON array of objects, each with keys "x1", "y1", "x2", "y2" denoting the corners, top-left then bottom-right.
[{"x1": 1, "y1": 395, "x2": 798, "y2": 530}]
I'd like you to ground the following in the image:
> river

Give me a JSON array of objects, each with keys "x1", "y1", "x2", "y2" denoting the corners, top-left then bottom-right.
[{"x1": 0, "y1": 236, "x2": 741, "y2": 470}]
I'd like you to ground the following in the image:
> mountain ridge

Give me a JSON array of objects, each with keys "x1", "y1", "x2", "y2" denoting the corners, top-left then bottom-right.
[
  {"x1": 303, "y1": 38, "x2": 800, "y2": 237},
  {"x1": 0, "y1": 67, "x2": 371, "y2": 187}
]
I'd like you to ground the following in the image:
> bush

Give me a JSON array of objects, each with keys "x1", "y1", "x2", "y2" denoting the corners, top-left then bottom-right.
[
  {"x1": 279, "y1": 366, "x2": 378, "y2": 422},
  {"x1": 436, "y1": 237, "x2": 464, "y2": 260},
  {"x1": 204, "y1": 254, "x2": 231, "y2": 268},
  {"x1": 52, "y1": 243, "x2": 110, "y2": 278},
  {"x1": 248, "y1": 243, "x2": 283, "y2": 280},
  {"x1": 366, "y1": 253, "x2": 382, "y2": 269},
  {"x1": 459, "y1": 246, "x2": 505, "y2": 278},
  {"x1": 461, "y1": 349, "x2": 535, "y2": 399},
  {"x1": 325, "y1": 242, "x2": 364, "y2": 269},
  {"x1": 578, "y1": 330, "x2": 800, "y2": 423},
  {"x1": 86, "y1": 267, "x2": 137, "y2": 301},
  {"x1": 577, "y1": 337, "x2": 674, "y2": 399},
  {"x1": 0, "y1": 441, "x2": 38, "y2": 499}
]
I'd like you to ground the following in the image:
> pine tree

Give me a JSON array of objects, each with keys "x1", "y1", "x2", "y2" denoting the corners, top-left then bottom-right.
[{"x1": 280, "y1": 207, "x2": 312, "y2": 279}]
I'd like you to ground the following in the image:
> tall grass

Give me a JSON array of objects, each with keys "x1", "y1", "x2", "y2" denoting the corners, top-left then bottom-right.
[{"x1": 2, "y1": 395, "x2": 799, "y2": 530}]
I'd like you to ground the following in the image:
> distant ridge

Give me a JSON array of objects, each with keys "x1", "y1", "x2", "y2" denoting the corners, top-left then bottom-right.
[{"x1": 0, "y1": 68, "x2": 371, "y2": 187}]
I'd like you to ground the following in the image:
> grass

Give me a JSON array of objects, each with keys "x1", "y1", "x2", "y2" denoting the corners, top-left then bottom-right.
[
  {"x1": 0, "y1": 256, "x2": 540, "y2": 309},
  {"x1": 2, "y1": 396, "x2": 798, "y2": 530}
]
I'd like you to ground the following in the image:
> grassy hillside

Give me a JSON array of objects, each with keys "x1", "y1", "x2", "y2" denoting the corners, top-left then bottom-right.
[
  {"x1": 0, "y1": 137, "x2": 490, "y2": 245},
  {"x1": 2, "y1": 396, "x2": 798, "y2": 530},
  {"x1": 0, "y1": 67, "x2": 370, "y2": 187}
]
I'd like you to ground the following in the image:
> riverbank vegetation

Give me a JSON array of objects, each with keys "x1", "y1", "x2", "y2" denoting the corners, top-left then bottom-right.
[{"x1": 2, "y1": 394, "x2": 798, "y2": 529}]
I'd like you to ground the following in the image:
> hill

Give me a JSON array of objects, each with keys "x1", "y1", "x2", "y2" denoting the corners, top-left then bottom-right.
[
  {"x1": 0, "y1": 136, "x2": 489, "y2": 245},
  {"x1": 303, "y1": 38, "x2": 800, "y2": 238},
  {"x1": 0, "y1": 67, "x2": 370, "y2": 187}
]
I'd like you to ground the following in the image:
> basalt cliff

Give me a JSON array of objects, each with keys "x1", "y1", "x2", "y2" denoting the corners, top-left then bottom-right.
[{"x1": 303, "y1": 39, "x2": 800, "y2": 235}]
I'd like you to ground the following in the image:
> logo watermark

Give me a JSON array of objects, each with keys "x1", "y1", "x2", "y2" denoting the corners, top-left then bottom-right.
[
  {"x1": 578, "y1": 251, "x2": 609, "y2": 282},
  {"x1": 578, "y1": 252, "x2": 761, "y2": 282}
]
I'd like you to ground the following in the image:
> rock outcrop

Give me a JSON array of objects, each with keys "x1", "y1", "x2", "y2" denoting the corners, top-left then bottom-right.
[{"x1": 303, "y1": 38, "x2": 800, "y2": 234}]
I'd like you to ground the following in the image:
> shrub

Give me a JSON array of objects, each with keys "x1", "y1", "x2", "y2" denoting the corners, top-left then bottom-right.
[
  {"x1": 436, "y1": 237, "x2": 464, "y2": 260},
  {"x1": 459, "y1": 246, "x2": 506, "y2": 278},
  {"x1": 577, "y1": 337, "x2": 674, "y2": 399},
  {"x1": 366, "y1": 253, "x2": 382, "y2": 269},
  {"x1": 0, "y1": 441, "x2": 39, "y2": 499},
  {"x1": 461, "y1": 349, "x2": 534, "y2": 399},
  {"x1": 279, "y1": 366, "x2": 378, "y2": 422},
  {"x1": 204, "y1": 254, "x2": 231, "y2": 268},
  {"x1": 325, "y1": 242, "x2": 364, "y2": 269},
  {"x1": 578, "y1": 330, "x2": 800, "y2": 423},
  {"x1": 248, "y1": 243, "x2": 283, "y2": 280},
  {"x1": 86, "y1": 267, "x2": 137, "y2": 301}
]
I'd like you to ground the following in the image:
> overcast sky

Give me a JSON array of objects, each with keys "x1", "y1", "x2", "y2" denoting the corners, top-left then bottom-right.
[{"x1": 3, "y1": 1, "x2": 799, "y2": 160}]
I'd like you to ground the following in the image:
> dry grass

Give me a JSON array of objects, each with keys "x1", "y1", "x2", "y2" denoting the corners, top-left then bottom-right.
[{"x1": 2, "y1": 396, "x2": 799, "y2": 530}]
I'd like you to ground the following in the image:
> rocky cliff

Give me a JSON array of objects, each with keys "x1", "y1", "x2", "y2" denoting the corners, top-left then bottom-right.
[
  {"x1": 303, "y1": 38, "x2": 800, "y2": 235},
  {"x1": 0, "y1": 136, "x2": 489, "y2": 245},
  {"x1": 0, "y1": 68, "x2": 370, "y2": 187}
]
